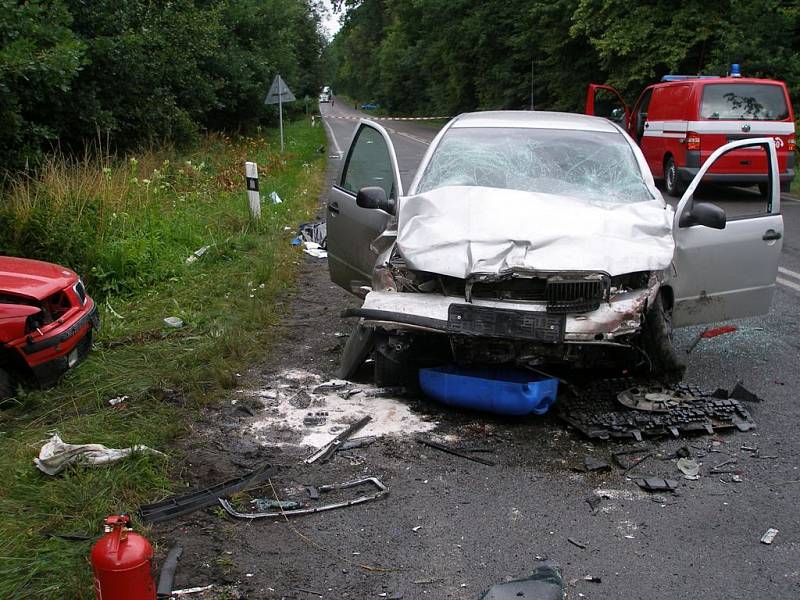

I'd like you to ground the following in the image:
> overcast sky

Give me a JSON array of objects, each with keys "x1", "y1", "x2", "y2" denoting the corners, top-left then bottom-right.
[{"x1": 320, "y1": 0, "x2": 343, "y2": 39}]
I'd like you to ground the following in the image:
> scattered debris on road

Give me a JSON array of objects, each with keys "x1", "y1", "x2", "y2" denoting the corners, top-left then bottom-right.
[
  {"x1": 760, "y1": 528, "x2": 779, "y2": 544},
  {"x1": 480, "y1": 561, "x2": 564, "y2": 599},
  {"x1": 416, "y1": 436, "x2": 495, "y2": 466},
  {"x1": 686, "y1": 325, "x2": 738, "y2": 353},
  {"x1": 219, "y1": 477, "x2": 388, "y2": 519},
  {"x1": 252, "y1": 498, "x2": 304, "y2": 511},
  {"x1": 676, "y1": 457, "x2": 700, "y2": 480},
  {"x1": 632, "y1": 477, "x2": 678, "y2": 493},
  {"x1": 303, "y1": 415, "x2": 372, "y2": 464},
  {"x1": 170, "y1": 585, "x2": 214, "y2": 596},
  {"x1": 559, "y1": 378, "x2": 755, "y2": 440},
  {"x1": 139, "y1": 464, "x2": 275, "y2": 523},
  {"x1": 34, "y1": 433, "x2": 164, "y2": 476},
  {"x1": 578, "y1": 455, "x2": 611, "y2": 472},
  {"x1": 730, "y1": 382, "x2": 763, "y2": 403},
  {"x1": 567, "y1": 537, "x2": 587, "y2": 549}
]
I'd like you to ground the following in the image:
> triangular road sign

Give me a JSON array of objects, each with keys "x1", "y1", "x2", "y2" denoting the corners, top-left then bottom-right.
[{"x1": 265, "y1": 74, "x2": 296, "y2": 105}]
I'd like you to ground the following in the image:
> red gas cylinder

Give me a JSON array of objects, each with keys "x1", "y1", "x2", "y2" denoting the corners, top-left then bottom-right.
[{"x1": 91, "y1": 514, "x2": 156, "y2": 600}]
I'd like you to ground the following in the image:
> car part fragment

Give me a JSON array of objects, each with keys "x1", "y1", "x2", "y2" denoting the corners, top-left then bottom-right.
[
  {"x1": 416, "y1": 436, "x2": 495, "y2": 466},
  {"x1": 558, "y1": 379, "x2": 755, "y2": 440},
  {"x1": 219, "y1": 477, "x2": 387, "y2": 519},
  {"x1": 303, "y1": 415, "x2": 371, "y2": 464},
  {"x1": 139, "y1": 464, "x2": 275, "y2": 523},
  {"x1": 156, "y1": 545, "x2": 183, "y2": 599},
  {"x1": 480, "y1": 560, "x2": 565, "y2": 600}
]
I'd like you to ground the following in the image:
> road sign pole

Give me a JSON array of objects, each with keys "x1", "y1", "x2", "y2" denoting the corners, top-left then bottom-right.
[{"x1": 278, "y1": 76, "x2": 284, "y2": 152}]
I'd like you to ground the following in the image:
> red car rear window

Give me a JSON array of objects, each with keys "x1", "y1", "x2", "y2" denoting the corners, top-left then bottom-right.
[{"x1": 700, "y1": 83, "x2": 789, "y2": 121}]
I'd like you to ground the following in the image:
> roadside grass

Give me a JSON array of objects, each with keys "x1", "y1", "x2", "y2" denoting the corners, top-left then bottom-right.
[{"x1": 0, "y1": 120, "x2": 327, "y2": 599}]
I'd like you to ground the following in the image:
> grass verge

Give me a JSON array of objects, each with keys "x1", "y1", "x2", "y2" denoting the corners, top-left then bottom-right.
[{"x1": 0, "y1": 120, "x2": 327, "y2": 599}]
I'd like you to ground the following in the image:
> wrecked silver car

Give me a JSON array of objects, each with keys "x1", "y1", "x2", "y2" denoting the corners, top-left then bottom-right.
[{"x1": 326, "y1": 111, "x2": 783, "y2": 384}]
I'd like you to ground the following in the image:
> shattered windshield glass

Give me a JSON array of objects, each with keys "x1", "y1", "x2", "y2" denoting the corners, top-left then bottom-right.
[{"x1": 417, "y1": 127, "x2": 653, "y2": 203}]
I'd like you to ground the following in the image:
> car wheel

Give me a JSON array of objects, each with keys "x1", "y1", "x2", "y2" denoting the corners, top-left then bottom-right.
[
  {"x1": 664, "y1": 157, "x2": 684, "y2": 198},
  {"x1": 781, "y1": 181, "x2": 791, "y2": 194},
  {"x1": 758, "y1": 183, "x2": 769, "y2": 197},
  {"x1": 0, "y1": 367, "x2": 14, "y2": 403},
  {"x1": 374, "y1": 350, "x2": 408, "y2": 388},
  {"x1": 337, "y1": 321, "x2": 375, "y2": 379},
  {"x1": 640, "y1": 294, "x2": 685, "y2": 378}
]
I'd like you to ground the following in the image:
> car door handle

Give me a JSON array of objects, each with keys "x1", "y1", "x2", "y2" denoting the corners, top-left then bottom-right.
[
  {"x1": 762, "y1": 229, "x2": 782, "y2": 241},
  {"x1": 328, "y1": 202, "x2": 340, "y2": 214}
]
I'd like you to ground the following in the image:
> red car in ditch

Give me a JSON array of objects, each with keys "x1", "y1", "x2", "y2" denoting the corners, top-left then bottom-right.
[{"x1": 0, "y1": 256, "x2": 99, "y2": 400}]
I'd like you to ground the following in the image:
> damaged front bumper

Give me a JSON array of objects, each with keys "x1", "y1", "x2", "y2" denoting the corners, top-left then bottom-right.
[{"x1": 343, "y1": 286, "x2": 656, "y2": 345}]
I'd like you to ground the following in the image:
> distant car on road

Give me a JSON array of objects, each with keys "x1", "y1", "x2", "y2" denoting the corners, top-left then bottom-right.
[
  {"x1": 0, "y1": 256, "x2": 98, "y2": 401},
  {"x1": 326, "y1": 111, "x2": 783, "y2": 385},
  {"x1": 319, "y1": 92, "x2": 331, "y2": 103},
  {"x1": 360, "y1": 102, "x2": 379, "y2": 110}
]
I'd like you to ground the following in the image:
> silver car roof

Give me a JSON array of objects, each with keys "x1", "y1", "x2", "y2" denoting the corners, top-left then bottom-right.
[{"x1": 450, "y1": 110, "x2": 619, "y2": 133}]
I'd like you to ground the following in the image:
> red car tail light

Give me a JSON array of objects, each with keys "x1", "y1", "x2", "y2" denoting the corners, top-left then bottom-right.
[{"x1": 683, "y1": 133, "x2": 701, "y2": 151}]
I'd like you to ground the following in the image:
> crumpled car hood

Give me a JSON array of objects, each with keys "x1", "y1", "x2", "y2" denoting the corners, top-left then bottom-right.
[
  {"x1": 0, "y1": 256, "x2": 77, "y2": 301},
  {"x1": 396, "y1": 186, "x2": 675, "y2": 278}
]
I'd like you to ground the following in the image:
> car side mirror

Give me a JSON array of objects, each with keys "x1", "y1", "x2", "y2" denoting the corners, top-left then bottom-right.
[
  {"x1": 356, "y1": 186, "x2": 395, "y2": 214},
  {"x1": 678, "y1": 201, "x2": 726, "y2": 229}
]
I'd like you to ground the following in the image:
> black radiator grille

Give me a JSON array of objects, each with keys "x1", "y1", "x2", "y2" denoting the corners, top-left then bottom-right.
[{"x1": 545, "y1": 278, "x2": 607, "y2": 313}]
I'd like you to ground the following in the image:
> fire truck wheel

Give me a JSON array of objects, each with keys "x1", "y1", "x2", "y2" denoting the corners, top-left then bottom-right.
[{"x1": 664, "y1": 156, "x2": 684, "y2": 197}]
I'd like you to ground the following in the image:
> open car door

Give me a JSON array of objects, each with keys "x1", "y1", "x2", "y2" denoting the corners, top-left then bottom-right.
[
  {"x1": 584, "y1": 84, "x2": 630, "y2": 127},
  {"x1": 670, "y1": 138, "x2": 783, "y2": 327},
  {"x1": 327, "y1": 121, "x2": 403, "y2": 295}
]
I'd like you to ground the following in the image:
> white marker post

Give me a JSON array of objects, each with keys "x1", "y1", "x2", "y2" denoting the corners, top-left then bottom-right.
[{"x1": 245, "y1": 162, "x2": 261, "y2": 219}]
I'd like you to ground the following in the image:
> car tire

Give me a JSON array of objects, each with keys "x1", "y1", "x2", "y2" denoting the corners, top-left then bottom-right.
[
  {"x1": 0, "y1": 367, "x2": 13, "y2": 403},
  {"x1": 781, "y1": 181, "x2": 791, "y2": 194},
  {"x1": 640, "y1": 294, "x2": 685, "y2": 378},
  {"x1": 758, "y1": 183, "x2": 769, "y2": 197},
  {"x1": 664, "y1": 157, "x2": 684, "y2": 198},
  {"x1": 374, "y1": 350, "x2": 408, "y2": 388}
]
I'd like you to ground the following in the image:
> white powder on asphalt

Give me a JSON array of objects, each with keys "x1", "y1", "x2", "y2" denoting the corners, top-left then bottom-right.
[{"x1": 247, "y1": 369, "x2": 437, "y2": 447}]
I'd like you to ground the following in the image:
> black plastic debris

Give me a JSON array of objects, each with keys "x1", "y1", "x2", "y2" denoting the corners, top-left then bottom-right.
[
  {"x1": 578, "y1": 456, "x2": 610, "y2": 472},
  {"x1": 480, "y1": 561, "x2": 565, "y2": 600},
  {"x1": 156, "y1": 545, "x2": 183, "y2": 599},
  {"x1": 559, "y1": 379, "x2": 755, "y2": 440},
  {"x1": 633, "y1": 477, "x2": 678, "y2": 493},
  {"x1": 730, "y1": 382, "x2": 763, "y2": 403},
  {"x1": 140, "y1": 464, "x2": 275, "y2": 523}
]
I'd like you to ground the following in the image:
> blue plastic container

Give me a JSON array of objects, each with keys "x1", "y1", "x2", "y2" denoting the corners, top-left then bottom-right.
[{"x1": 418, "y1": 366, "x2": 559, "y2": 416}]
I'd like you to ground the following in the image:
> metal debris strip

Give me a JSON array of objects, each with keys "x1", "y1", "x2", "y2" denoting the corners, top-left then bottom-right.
[
  {"x1": 303, "y1": 415, "x2": 371, "y2": 464},
  {"x1": 558, "y1": 378, "x2": 755, "y2": 441},
  {"x1": 219, "y1": 477, "x2": 387, "y2": 519},
  {"x1": 416, "y1": 436, "x2": 495, "y2": 466},
  {"x1": 139, "y1": 464, "x2": 275, "y2": 523}
]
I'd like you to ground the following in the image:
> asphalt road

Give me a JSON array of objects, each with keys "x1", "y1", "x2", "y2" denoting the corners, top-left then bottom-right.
[
  {"x1": 160, "y1": 103, "x2": 800, "y2": 598},
  {"x1": 314, "y1": 99, "x2": 800, "y2": 598}
]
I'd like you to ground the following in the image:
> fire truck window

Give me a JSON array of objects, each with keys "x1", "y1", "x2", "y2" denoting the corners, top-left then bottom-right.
[{"x1": 593, "y1": 89, "x2": 626, "y2": 124}]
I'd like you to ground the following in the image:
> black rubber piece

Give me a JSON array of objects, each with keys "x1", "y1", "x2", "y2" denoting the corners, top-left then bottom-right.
[
  {"x1": 337, "y1": 321, "x2": 375, "y2": 379},
  {"x1": 640, "y1": 295, "x2": 685, "y2": 377},
  {"x1": 139, "y1": 464, "x2": 275, "y2": 523},
  {"x1": 156, "y1": 545, "x2": 183, "y2": 598}
]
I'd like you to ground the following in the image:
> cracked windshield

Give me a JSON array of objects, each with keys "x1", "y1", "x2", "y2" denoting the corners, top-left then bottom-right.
[{"x1": 417, "y1": 127, "x2": 653, "y2": 203}]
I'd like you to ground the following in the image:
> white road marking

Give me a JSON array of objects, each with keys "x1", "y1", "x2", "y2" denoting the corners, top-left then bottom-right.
[
  {"x1": 778, "y1": 266, "x2": 800, "y2": 281},
  {"x1": 777, "y1": 277, "x2": 800, "y2": 293},
  {"x1": 395, "y1": 131, "x2": 430, "y2": 146},
  {"x1": 322, "y1": 116, "x2": 343, "y2": 158}
]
